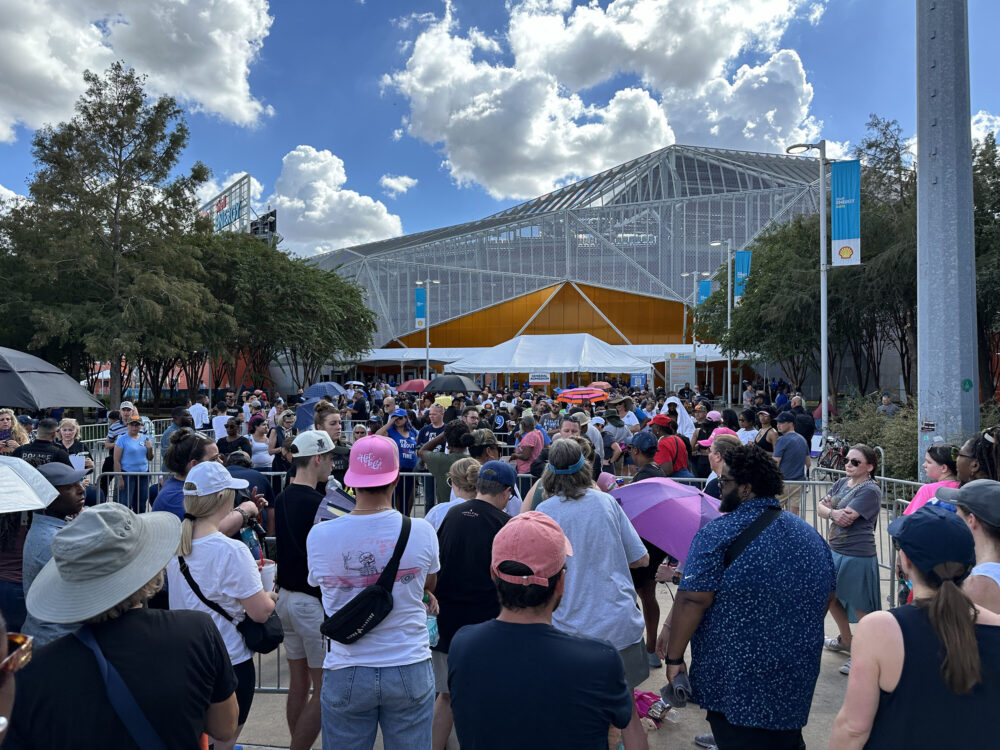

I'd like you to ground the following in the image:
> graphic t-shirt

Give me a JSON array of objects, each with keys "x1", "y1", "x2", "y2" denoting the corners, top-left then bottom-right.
[
  {"x1": 433, "y1": 499, "x2": 509, "y2": 652},
  {"x1": 388, "y1": 426, "x2": 419, "y2": 469},
  {"x1": 166, "y1": 532, "x2": 263, "y2": 664},
  {"x1": 307, "y1": 511, "x2": 439, "y2": 670},
  {"x1": 11, "y1": 440, "x2": 72, "y2": 468}
]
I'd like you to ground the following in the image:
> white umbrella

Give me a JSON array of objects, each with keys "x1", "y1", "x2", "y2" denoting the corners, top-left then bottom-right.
[{"x1": 0, "y1": 457, "x2": 57, "y2": 513}]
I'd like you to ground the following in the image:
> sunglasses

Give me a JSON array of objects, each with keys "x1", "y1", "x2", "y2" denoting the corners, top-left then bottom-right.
[
  {"x1": 847, "y1": 458, "x2": 864, "y2": 467},
  {"x1": 0, "y1": 633, "x2": 32, "y2": 685}
]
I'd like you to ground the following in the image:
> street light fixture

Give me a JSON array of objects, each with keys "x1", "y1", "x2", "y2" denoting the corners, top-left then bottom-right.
[
  {"x1": 711, "y1": 239, "x2": 733, "y2": 405},
  {"x1": 415, "y1": 279, "x2": 440, "y2": 380},
  {"x1": 785, "y1": 139, "x2": 829, "y2": 443}
]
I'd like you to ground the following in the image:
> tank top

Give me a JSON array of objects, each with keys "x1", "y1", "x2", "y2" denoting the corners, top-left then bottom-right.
[
  {"x1": 249, "y1": 436, "x2": 271, "y2": 469},
  {"x1": 970, "y1": 562, "x2": 1000, "y2": 589},
  {"x1": 754, "y1": 427, "x2": 775, "y2": 454},
  {"x1": 864, "y1": 604, "x2": 1000, "y2": 748}
]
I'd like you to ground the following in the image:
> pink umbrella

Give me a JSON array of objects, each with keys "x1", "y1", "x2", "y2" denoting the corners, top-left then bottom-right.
[
  {"x1": 397, "y1": 378, "x2": 430, "y2": 393},
  {"x1": 610, "y1": 478, "x2": 721, "y2": 565}
]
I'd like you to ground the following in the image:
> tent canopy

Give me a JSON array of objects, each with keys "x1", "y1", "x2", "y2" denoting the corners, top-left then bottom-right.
[{"x1": 443, "y1": 334, "x2": 652, "y2": 374}]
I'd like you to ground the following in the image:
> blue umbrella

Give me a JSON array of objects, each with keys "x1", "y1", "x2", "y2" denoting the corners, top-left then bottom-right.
[
  {"x1": 304, "y1": 381, "x2": 346, "y2": 399},
  {"x1": 295, "y1": 397, "x2": 324, "y2": 432}
]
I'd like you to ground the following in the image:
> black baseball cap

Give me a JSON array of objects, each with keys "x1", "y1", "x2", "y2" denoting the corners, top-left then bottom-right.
[
  {"x1": 776, "y1": 411, "x2": 795, "y2": 423},
  {"x1": 936, "y1": 479, "x2": 1000, "y2": 527},
  {"x1": 887, "y1": 505, "x2": 975, "y2": 577}
]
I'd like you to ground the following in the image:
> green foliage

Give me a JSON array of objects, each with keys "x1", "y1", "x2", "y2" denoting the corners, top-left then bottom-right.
[{"x1": 834, "y1": 393, "x2": 920, "y2": 481}]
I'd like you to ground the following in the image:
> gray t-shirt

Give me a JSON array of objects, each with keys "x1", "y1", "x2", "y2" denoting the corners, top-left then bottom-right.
[
  {"x1": 774, "y1": 431, "x2": 809, "y2": 480},
  {"x1": 536, "y1": 488, "x2": 647, "y2": 650},
  {"x1": 827, "y1": 477, "x2": 881, "y2": 557}
]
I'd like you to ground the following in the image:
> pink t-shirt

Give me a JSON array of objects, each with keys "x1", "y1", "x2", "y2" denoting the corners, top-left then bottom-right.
[
  {"x1": 516, "y1": 429, "x2": 544, "y2": 475},
  {"x1": 904, "y1": 479, "x2": 960, "y2": 515}
]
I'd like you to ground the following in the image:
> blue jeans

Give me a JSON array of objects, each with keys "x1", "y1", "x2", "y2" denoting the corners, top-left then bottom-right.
[
  {"x1": 0, "y1": 580, "x2": 26, "y2": 632},
  {"x1": 119, "y1": 474, "x2": 150, "y2": 513},
  {"x1": 321, "y1": 660, "x2": 434, "y2": 750}
]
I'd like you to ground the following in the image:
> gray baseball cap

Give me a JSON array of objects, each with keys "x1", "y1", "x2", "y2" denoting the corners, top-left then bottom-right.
[{"x1": 936, "y1": 479, "x2": 1000, "y2": 527}]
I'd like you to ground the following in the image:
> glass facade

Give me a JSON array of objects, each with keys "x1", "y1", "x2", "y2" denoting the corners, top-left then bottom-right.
[{"x1": 312, "y1": 145, "x2": 820, "y2": 347}]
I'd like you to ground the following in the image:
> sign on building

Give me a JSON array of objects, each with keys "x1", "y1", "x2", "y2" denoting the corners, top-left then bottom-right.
[{"x1": 198, "y1": 174, "x2": 253, "y2": 234}]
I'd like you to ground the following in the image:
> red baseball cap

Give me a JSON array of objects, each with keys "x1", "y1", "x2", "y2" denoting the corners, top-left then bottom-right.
[
  {"x1": 650, "y1": 414, "x2": 673, "y2": 427},
  {"x1": 491, "y1": 512, "x2": 573, "y2": 587}
]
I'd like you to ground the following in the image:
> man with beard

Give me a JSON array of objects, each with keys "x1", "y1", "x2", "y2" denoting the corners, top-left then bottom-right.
[
  {"x1": 448, "y1": 512, "x2": 632, "y2": 750},
  {"x1": 657, "y1": 444, "x2": 834, "y2": 750}
]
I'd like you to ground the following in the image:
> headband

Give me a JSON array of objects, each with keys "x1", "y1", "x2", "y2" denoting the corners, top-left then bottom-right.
[{"x1": 550, "y1": 455, "x2": 586, "y2": 475}]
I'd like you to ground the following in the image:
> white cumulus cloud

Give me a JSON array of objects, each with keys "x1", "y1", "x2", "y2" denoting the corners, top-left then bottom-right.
[
  {"x1": 379, "y1": 174, "x2": 418, "y2": 198},
  {"x1": 0, "y1": 0, "x2": 273, "y2": 143},
  {"x1": 269, "y1": 145, "x2": 402, "y2": 256},
  {"x1": 385, "y1": 0, "x2": 831, "y2": 200},
  {"x1": 972, "y1": 110, "x2": 1000, "y2": 144},
  {"x1": 196, "y1": 171, "x2": 265, "y2": 210}
]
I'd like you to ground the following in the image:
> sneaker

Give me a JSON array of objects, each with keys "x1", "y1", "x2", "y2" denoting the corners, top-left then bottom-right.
[
  {"x1": 694, "y1": 734, "x2": 717, "y2": 749},
  {"x1": 647, "y1": 651, "x2": 662, "y2": 668},
  {"x1": 839, "y1": 658, "x2": 851, "y2": 675},
  {"x1": 824, "y1": 635, "x2": 851, "y2": 654}
]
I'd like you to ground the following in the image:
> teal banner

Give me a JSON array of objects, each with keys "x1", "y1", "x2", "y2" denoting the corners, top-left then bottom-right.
[
  {"x1": 698, "y1": 279, "x2": 712, "y2": 305},
  {"x1": 733, "y1": 250, "x2": 752, "y2": 305},
  {"x1": 415, "y1": 287, "x2": 426, "y2": 328},
  {"x1": 831, "y1": 160, "x2": 861, "y2": 266}
]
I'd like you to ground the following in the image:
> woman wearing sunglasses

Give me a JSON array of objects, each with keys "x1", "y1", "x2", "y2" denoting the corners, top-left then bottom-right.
[{"x1": 818, "y1": 444, "x2": 882, "y2": 676}]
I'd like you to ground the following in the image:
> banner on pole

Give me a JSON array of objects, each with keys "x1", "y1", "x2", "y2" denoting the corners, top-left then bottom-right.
[
  {"x1": 697, "y1": 280, "x2": 712, "y2": 305},
  {"x1": 831, "y1": 160, "x2": 861, "y2": 266},
  {"x1": 733, "y1": 251, "x2": 752, "y2": 306},
  {"x1": 414, "y1": 287, "x2": 426, "y2": 329}
]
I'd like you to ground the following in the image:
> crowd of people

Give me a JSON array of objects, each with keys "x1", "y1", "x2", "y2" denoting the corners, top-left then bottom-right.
[{"x1": 0, "y1": 377, "x2": 997, "y2": 749}]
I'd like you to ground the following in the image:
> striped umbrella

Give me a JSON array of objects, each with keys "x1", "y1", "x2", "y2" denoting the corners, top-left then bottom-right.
[{"x1": 555, "y1": 387, "x2": 608, "y2": 404}]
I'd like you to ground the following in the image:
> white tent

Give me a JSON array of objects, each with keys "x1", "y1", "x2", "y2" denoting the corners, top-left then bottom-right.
[{"x1": 443, "y1": 334, "x2": 652, "y2": 374}]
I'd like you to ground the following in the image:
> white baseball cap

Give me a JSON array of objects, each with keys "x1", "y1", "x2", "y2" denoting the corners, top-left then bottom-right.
[
  {"x1": 291, "y1": 430, "x2": 336, "y2": 457},
  {"x1": 183, "y1": 461, "x2": 249, "y2": 496}
]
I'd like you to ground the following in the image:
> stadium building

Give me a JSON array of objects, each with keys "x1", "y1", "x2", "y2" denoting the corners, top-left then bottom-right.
[{"x1": 312, "y1": 145, "x2": 820, "y2": 389}]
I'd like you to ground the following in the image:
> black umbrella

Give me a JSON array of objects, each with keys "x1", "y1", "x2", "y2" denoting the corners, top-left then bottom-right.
[
  {"x1": 0, "y1": 347, "x2": 105, "y2": 410},
  {"x1": 425, "y1": 374, "x2": 481, "y2": 394}
]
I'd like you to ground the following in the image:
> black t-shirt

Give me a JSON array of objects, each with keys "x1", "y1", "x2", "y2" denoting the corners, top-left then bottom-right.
[
  {"x1": 417, "y1": 423, "x2": 445, "y2": 449},
  {"x1": 216, "y1": 435, "x2": 252, "y2": 457},
  {"x1": 633, "y1": 462, "x2": 666, "y2": 483},
  {"x1": 434, "y1": 499, "x2": 509, "y2": 652},
  {"x1": 704, "y1": 477, "x2": 720, "y2": 499},
  {"x1": 10, "y1": 439, "x2": 72, "y2": 468},
  {"x1": 274, "y1": 482, "x2": 324, "y2": 597},
  {"x1": 449, "y1": 620, "x2": 632, "y2": 750},
  {"x1": 331, "y1": 443, "x2": 350, "y2": 487},
  {"x1": 6, "y1": 608, "x2": 235, "y2": 750}
]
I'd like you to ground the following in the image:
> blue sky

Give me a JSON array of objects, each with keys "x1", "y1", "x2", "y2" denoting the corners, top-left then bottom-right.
[{"x1": 1, "y1": 1, "x2": 997, "y2": 255}]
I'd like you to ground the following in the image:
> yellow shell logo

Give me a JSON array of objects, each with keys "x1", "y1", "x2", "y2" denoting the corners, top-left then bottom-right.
[{"x1": 838, "y1": 246, "x2": 854, "y2": 259}]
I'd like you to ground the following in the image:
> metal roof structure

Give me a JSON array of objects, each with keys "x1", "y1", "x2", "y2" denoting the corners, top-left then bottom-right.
[{"x1": 312, "y1": 145, "x2": 821, "y2": 347}]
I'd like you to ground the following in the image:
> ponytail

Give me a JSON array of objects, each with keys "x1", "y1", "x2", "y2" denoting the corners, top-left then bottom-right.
[
  {"x1": 177, "y1": 487, "x2": 235, "y2": 557},
  {"x1": 918, "y1": 563, "x2": 981, "y2": 694}
]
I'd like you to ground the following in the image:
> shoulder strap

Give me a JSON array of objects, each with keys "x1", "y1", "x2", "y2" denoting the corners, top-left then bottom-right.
[
  {"x1": 75, "y1": 625, "x2": 166, "y2": 750},
  {"x1": 375, "y1": 515, "x2": 411, "y2": 593},
  {"x1": 178, "y1": 556, "x2": 235, "y2": 623},
  {"x1": 724, "y1": 506, "x2": 782, "y2": 568}
]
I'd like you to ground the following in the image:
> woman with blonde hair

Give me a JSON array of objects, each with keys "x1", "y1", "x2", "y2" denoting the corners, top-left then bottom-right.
[
  {"x1": 166, "y1": 461, "x2": 276, "y2": 750},
  {"x1": 423, "y1": 457, "x2": 481, "y2": 531},
  {"x1": 0, "y1": 409, "x2": 29, "y2": 455},
  {"x1": 57, "y1": 417, "x2": 100, "y2": 505}
]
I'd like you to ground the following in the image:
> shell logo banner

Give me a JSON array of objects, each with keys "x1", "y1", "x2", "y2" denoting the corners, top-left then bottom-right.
[{"x1": 831, "y1": 160, "x2": 861, "y2": 267}]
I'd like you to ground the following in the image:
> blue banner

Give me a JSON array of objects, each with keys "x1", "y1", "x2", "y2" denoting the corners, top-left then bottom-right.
[
  {"x1": 831, "y1": 160, "x2": 861, "y2": 266},
  {"x1": 630, "y1": 373, "x2": 647, "y2": 389},
  {"x1": 698, "y1": 279, "x2": 712, "y2": 305},
  {"x1": 733, "y1": 250, "x2": 752, "y2": 306},
  {"x1": 415, "y1": 287, "x2": 426, "y2": 328}
]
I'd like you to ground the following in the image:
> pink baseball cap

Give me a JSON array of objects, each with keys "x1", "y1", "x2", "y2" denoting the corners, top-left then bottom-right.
[
  {"x1": 706, "y1": 410, "x2": 723, "y2": 422},
  {"x1": 344, "y1": 435, "x2": 399, "y2": 488},
  {"x1": 491, "y1": 511, "x2": 573, "y2": 587},
  {"x1": 698, "y1": 426, "x2": 738, "y2": 447}
]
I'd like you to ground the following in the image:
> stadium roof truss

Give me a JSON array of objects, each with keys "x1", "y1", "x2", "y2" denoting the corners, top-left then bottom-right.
[{"x1": 312, "y1": 145, "x2": 821, "y2": 347}]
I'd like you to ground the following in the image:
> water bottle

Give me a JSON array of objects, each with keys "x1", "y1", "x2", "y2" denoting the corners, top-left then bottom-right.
[{"x1": 426, "y1": 614, "x2": 439, "y2": 647}]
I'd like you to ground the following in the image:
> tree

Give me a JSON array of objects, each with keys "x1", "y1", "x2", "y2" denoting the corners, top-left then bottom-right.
[
  {"x1": 3, "y1": 61, "x2": 210, "y2": 408},
  {"x1": 973, "y1": 132, "x2": 1000, "y2": 400}
]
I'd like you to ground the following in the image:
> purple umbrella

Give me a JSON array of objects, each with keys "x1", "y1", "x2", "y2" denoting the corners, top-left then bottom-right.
[{"x1": 610, "y1": 477, "x2": 721, "y2": 565}]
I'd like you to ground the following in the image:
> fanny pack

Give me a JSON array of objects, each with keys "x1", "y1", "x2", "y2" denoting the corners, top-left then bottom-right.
[
  {"x1": 321, "y1": 515, "x2": 411, "y2": 644},
  {"x1": 178, "y1": 556, "x2": 284, "y2": 654}
]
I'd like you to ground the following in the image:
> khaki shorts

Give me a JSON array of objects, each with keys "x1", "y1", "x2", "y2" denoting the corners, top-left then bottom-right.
[
  {"x1": 431, "y1": 649, "x2": 449, "y2": 694},
  {"x1": 275, "y1": 589, "x2": 326, "y2": 668},
  {"x1": 780, "y1": 483, "x2": 804, "y2": 513}
]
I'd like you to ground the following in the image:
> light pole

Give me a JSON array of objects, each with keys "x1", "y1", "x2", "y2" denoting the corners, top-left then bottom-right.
[
  {"x1": 415, "y1": 278, "x2": 440, "y2": 380},
  {"x1": 711, "y1": 239, "x2": 733, "y2": 405},
  {"x1": 786, "y1": 139, "x2": 829, "y2": 443}
]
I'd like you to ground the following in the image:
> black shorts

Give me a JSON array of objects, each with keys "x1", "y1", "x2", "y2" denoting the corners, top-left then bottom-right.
[
  {"x1": 233, "y1": 658, "x2": 256, "y2": 726},
  {"x1": 630, "y1": 540, "x2": 668, "y2": 588}
]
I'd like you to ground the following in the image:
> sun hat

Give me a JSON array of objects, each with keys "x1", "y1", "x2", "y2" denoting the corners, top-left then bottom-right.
[
  {"x1": 26, "y1": 504, "x2": 180, "y2": 624},
  {"x1": 183, "y1": 460, "x2": 249, "y2": 496},
  {"x1": 570, "y1": 411, "x2": 590, "y2": 427},
  {"x1": 37, "y1": 462, "x2": 87, "y2": 487},
  {"x1": 120, "y1": 401, "x2": 135, "y2": 410},
  {"x1": 601, "y1": 409, "x2": 625, "y2": 428},
  {"x1": 345, "y1": 435, "x2": 400, "y2": 488},
  {"x1": 698, "y1": 426, "x2": 739, "y2": 447},
  {"x1": 291, "y1": 430, "x2": 336, "y2": 457},
  {"x1": 0, "y1": 456, "x2": 57, "y2": 512},
  {"x1": 478, "y1": 460, "x2": 517, "y2": 490},
  {"x1": 491, "y1": 511, "x2": 573, "y2": 587},
  {"x1": 936, "y1": 479, "x2": 1000, "y2": 527},
  {"x1": 706, "y1": 410, "x2": 723, "y2": 422},
  {"x1": 887, "y1": 505, "x2": 976, "y2": 579}
]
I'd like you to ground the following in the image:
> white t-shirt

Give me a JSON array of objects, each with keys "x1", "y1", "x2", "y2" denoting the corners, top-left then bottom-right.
[
  {"x1": 211, "y1": 415, "x2": 230, "y2": 441},
  {"x1": 423, "y1": 499, "x2": 463, "y2": 531},
  {"x1": 536, "y1": 488, "x2": 647, "y2": 650},
  {"x1": 166, "y1": 532, "x2": 263, "y2": 664},
  {"x1": 307, "y1": 511, "x2": 440, "y2": 670},
  {"x1": 622, "y1": 411, "x2": 640, "y2": 429},
  {"x1": 189, "y1": 402, "x2": 209, "y2": 429},
  {"x1": 737, "y1": 428, "x2": 759, "y2": 445}
]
